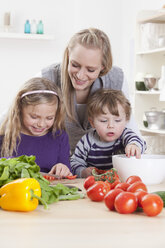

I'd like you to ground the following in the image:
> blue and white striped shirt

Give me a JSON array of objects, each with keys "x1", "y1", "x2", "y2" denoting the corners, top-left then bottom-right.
[{"x1": 70, "y1": 128, "x2": 146, "y2": 177}]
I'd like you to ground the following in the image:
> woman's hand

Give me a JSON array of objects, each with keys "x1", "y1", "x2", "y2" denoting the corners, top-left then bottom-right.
[
  {"x1": 81, "y1": 167, "x2": 95, "y2": 178},
  {"x1": 125, "y1": 144, "x2": 141, "y2": 159},
  {"x1": 49, "y1": 163, "x2": 72, "y2": 178}
]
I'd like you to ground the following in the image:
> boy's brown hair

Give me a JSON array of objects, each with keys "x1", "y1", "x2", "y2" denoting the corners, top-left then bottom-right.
[{"x1": 87, "y1": 89, "x2": 131, "y2": 121}]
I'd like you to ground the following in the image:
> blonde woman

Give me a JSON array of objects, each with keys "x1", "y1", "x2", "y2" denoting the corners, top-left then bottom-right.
[
  {"x1": 0, "y1": 77, "x2": 72, "y2": 177},
  {"x1": 42, "y1": 28, "x2": 140, "y2": 153}
]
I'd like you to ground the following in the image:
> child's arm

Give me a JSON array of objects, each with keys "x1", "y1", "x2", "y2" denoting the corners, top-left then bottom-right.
[
  {"x1": 122, "y1": 128, "x2": 147, "y2": 158},
  {"x1": 70, "y1": 133, "x2": 91, "y2": 177},
  {"x1": 49, "y1": 163, "x2": 72, "y2": 178}
]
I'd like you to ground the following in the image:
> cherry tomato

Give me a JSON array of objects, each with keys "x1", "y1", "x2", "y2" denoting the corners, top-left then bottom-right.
[
  {"x1": 115, "y1": 182, "x2": 130, "y2": 191},
  {"x1": 141, "y1": 194, "x2": 164, "y2": 217},
  {"x1": 66, "y1": 175, "x2": 77, "y2": 180},
  {"x1": 126, "y1": 175, "x2": 142, "y2": 184},
  {"x1": 83, "y1": 176, "x2": 95, "y2": 190},
  {"x1": 134, "y1": 190, "x2": 148, "y2": 207},
  {"x1": 127, "y1": 181, "x2": 148, "y2": 193},
  {"x1": 111, "y1": 178, "x2": 121, "y2": 189},
  {"x1": 104, "y1": 188, "x2": 123, "y2": 211},
  {"x1": 87, "y1": 181, "x2": 111, "y2": 202},
  {"x1": 114, "y1": 192, "x2": 138, "y2": 214}
]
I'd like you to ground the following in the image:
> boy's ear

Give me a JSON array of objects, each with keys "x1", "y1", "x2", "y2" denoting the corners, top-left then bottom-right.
[{"x1": 88, "y1": 118, "x2": 95, "y2": 128}]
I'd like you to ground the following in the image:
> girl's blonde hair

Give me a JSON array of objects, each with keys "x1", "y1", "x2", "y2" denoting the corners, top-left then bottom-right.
[
  {"x1": 61, "y1": 28, "x2": 113, "y2": 122},
  {"x1": 0, "y1": 77, "x2": 65, "y2": 157},
  {"x1": 87, "y1": 89, "x2": 131, "y2": 121}
]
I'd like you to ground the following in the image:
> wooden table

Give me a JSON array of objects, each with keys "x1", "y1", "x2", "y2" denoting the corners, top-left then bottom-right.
[{"x1": 0, "y1": 179, "x2": 165, "y2": 248}]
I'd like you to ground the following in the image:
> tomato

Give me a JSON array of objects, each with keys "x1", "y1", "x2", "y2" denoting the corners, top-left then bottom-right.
[
  {"x1": 126, "y1": 175, "x2": 142, "y2": 184},
  {"x1": 66, "y1": 175, "x2": 77, "y2": 180},
  {"x1": 111, "y1": 178, "x2": 121, "y2": 189},
  {"x1": 114, "y1": 192, "x2": 138, "y2": 214},
  {"x1": 43, "y1": 175, "x2": 56, "y2": 181},
  {"x1": 83, "y1": 176, "x2": 95, "y2": 190},
  {"x1": 104, "y1": 188, "x2": 123, "y2": 211},
  {"x1": 87, "y1": 181, "x2": 111, "y2": 202},
  {"x1": 141, "y1": 194, "x2": 164, "y2": 217},
  {"x1": 134, "y1": 190, "x2": 148, "y2": 207},
  {"x1": 115, "y1": 182, "x2": 130, "y2": 191},
  {"x1": 127, "y1": 181, "x2": 148, "y2": 193}
]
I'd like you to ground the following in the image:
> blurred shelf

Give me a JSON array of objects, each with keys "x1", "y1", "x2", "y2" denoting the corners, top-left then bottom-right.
[
  {"x1": 135, "y1": 90, "x2": 160, "y2": 95},
  {"x1": 137, "y1": 10, "x2": 165, "y2": 23},
  {"x1": 0, "y1": 32, "x2": 55, "y2": 40},
  {"x1": 136, "y1": 47, "x2": 165, "y2": 55},
  {"x1": 140, "y1": 127, "x2": 165, "y2": 135}
]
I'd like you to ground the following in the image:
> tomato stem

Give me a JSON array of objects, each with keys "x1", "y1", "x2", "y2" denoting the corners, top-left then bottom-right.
[{"x1": 92, "y1": 168, "x2": 117, "y2": 183}]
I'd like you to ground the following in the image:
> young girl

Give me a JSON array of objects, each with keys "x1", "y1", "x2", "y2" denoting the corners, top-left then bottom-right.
[
  {"x1": 0, "y1": 77, "x2": 72, "y2": 178},
  {"x1": 70, "y1": 89, "x2": 146, "y2": 178}
]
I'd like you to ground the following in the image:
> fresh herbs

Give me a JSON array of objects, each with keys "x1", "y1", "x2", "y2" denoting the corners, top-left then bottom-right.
[{"x1": 0, "y1": 155, "x2": 84, "y2": 206}]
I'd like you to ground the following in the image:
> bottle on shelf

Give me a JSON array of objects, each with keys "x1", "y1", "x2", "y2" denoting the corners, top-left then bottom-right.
[
  {"x1": 24, "y1": 20, "x2": 31, "y2": 34},
  {"x1": 37, "y1": 20, "x2": 44, "y2": 34},
  {"x1": 31, "y1": 19, "x2": 37, "y2": 34},
  {"x1": 4, "y1": 12, "x2": 11, "y2": 32}
]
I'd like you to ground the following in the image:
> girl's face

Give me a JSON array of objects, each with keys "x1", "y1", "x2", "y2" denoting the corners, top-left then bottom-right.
[
  {"x1": 89, "y1": 104, "x2": 127, "y2": 142},
  {"x1": 21, "y1": 101, "x2": 57, "y2": 136},
  {"x1": 68, "y1": 44, "x2": 104, "y2": 92}
]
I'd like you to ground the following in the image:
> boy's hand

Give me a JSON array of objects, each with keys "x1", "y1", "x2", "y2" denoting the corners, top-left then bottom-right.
[
  {"x1": 81, "y1": 167, "x2": 95, "y2": 178},
  {"x1": 125, "y1": 144, "x2": 141, "y2": 159}
]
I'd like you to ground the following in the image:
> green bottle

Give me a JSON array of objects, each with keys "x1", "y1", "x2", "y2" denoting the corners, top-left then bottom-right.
[{"x1": 37, "y1": 20, "x2": 44, "y2": 34}]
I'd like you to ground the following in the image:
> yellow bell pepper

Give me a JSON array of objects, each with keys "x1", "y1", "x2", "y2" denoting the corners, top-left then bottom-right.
[{"x1": 0, "y1": 178, "x2": 41, "y2": 212}]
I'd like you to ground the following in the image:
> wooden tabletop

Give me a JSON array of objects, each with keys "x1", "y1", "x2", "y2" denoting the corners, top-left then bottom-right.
[{"x1": 0, "y1": 179, "x2": 165, "y2": 248}]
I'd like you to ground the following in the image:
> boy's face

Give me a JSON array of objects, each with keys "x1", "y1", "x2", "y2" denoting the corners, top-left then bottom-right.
[
  {"x1": 21, "y1": 101, "x2": 57, "y2": 136},
  {"x1": 89, "y1": 104, "x2": 128, "y2": 142}
]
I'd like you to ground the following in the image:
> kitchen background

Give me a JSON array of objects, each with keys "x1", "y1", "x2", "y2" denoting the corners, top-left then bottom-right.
[{"x1": 0, "y1": 0, "x2": 165, "y2": 154}]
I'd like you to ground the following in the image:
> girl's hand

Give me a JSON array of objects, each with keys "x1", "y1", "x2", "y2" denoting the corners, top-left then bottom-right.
[
  {"x1": 125, "y1": 144, "x2": 141, "y2": 159},
  {"x1": 81, "y1": 167, "x2": 95, "y2": 178},
  {"x1": 49, "y1": 163, "x2": 72, "y2": 178}
]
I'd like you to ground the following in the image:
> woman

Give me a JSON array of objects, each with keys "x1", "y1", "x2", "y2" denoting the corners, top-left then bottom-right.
[{"x1": 41, "y1": 28, "x2": 141, "y2": 153}]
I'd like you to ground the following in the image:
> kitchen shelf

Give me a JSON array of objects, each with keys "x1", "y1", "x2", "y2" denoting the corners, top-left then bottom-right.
[
  {"x1": 140, "y1": 127, "x2": 165, "y2": 135},
  {"x1": 135, "y1": 90, "x2": 160, "y2": 95},
  {"x1": 0, "y1": 32, "x2": 55, "y2": 40},
  {"x1": 134, "y1": 10, "x2": 165, "y2": 141},
  {"x1": 136, "y1": 47, "x2": 165, "y2": 55}
]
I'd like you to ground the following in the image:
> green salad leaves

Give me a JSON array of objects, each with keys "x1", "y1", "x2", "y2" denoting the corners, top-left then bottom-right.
[{"x1": 0, "y1": 155, "x2": 84, "y2": 206}]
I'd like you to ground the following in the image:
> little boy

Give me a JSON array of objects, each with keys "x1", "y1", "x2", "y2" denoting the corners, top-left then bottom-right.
[{"x1": 70, "y1": 89, "x2": 146, "y2": 178}]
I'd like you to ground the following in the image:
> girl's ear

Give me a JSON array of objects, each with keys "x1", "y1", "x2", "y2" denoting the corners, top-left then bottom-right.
[{"x1": 88, "y1": 118, "x2": 95, "y2": 128}]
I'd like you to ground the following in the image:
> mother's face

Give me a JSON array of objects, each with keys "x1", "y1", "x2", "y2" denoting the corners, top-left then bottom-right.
[{"x1": 68, "y1": 44, "x2": 104, "y2": 91}]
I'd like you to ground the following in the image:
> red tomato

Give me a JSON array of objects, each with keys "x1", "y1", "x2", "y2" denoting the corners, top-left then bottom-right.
[
  {"x1": 66, "y1": 175, "x2": 77, "y2": 180},
  {"x1": 127, "y1": 181, "x2": 148, "y2": 193},
  {"x1": 134, "y1": 190, "x2": 148, "y2": 207},
  {"x1": 114, "y1": 192, "x2": 138, "y2": 214},
  {"x1": 104, "y1": 188, "x2": 123, "y2": 211},
  {"x1": 115, "y1": 182, "x2": 130, "y2": 191},
  {"x1": 43, "y1": 175, "x2": 56, "y2": 181},
  {"x1": 126, "y1": 175, "x2": 142, "y2": 184},
  {"x1": 141, "y1": 194, "x2": 164, "y2": 217},
  {"x1": 111, "y1": 178, "x2": 121, "y2": 189},
  {"x1": 87, "y1": 181, "x2": 111, "y2": 202},
  {"x1": 83, "y1": 176, "x2": 95, "y2": 190}
]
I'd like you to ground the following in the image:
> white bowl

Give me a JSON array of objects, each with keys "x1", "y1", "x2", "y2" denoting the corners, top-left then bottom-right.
[{"x1": 112, "y1": 154, "x2": 165, "y2": 185}]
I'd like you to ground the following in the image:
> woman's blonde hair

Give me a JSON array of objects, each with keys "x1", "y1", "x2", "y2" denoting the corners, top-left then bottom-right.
[
  {"x1": 61, "y1": 28, "x2": 113, "y2": 122},
  {"x1": 87, "y1": 89, "x2": 131, "y2": 121},
  {"x1": 0, "y1": 77, "x2": 65, "y2": 157}
]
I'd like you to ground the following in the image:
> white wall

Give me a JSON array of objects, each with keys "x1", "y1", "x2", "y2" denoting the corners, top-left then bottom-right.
[{"x1": 0, "y1": 0, "x2": 164, "y2": 113}]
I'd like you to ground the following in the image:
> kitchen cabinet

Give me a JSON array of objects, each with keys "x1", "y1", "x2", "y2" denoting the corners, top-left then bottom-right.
[{"x1": 134, "y1": 10, "x2": 165, "y2": 139}]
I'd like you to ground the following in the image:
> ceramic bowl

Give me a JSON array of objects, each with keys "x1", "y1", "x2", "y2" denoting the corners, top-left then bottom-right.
[{"x1": 112, "y1": 154, "x2": 165, "y2": 185}]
